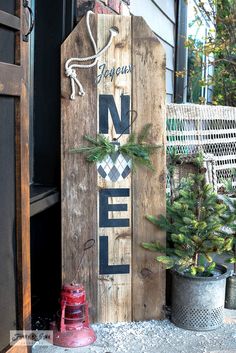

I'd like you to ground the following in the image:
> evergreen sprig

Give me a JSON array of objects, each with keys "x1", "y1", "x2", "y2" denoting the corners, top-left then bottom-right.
[
  {"x1": 70, "y1": 134, "x2": 115, "y2": 162},
  {"x1": 70, "y1": 124, "x2": 161, "y2": 171}
]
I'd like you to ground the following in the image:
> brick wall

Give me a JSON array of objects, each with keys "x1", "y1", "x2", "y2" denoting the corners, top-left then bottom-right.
[{"x1": 77, "y1": 0, "x2": 130, "y2": 20}]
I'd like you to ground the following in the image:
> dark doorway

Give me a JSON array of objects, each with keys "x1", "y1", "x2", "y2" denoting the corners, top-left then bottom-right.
[{"x1": 30, "y1": 0, "x2": 76, "y2": 328}]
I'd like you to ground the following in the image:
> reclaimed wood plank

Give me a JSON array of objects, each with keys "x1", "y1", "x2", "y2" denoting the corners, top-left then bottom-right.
[
  {"x1": 15, "y1": 0, "x2": 31, "y2": 332},
  {"x1": 61, "y1": 13, "x2": 166, "y2": 323},
  {"x1": 61, "y1": 15, "x2": 98, "y2": 322},
  {"x1": 132, "y1": 16, "x2": 166, "y2": 321},
  {"x1": 97, "y1": 15, "x2": 132, "y2": 323}
]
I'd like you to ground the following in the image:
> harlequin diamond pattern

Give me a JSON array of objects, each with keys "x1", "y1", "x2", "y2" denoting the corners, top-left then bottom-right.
[{"x1": 97, "y1": 152, "x2": 131, "y2": 182}]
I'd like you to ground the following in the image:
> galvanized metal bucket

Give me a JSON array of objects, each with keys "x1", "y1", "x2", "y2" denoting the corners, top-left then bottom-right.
[
  {"x1": 225, "y1": 274, "x2": 236, "y2": 309},
  {"x1": 171, "y1": 264, "x2": 230, "y2": 331}
]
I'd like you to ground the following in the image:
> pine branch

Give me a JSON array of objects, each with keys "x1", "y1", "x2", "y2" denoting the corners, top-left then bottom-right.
[
  {"x1": 69, "y1": 124, "x2": 162, "y2": 172},
  {"x1": 137, "y1": 123, "x2": 153, "y2": 143}
]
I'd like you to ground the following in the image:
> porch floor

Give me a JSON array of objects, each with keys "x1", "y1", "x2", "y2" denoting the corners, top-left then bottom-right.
[{"x1": 33, "y1": 309, "x2": 236, "y2": 353}]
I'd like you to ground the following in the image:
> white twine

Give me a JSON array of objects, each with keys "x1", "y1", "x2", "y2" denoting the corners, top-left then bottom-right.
[{"x1": 65, "y1": 10, "x2": 118, "y2": 100}]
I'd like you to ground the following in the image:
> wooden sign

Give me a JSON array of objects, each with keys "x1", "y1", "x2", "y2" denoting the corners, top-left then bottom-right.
[{"x1": 61, "y1": 14, "x2": 166, "y2": 323}]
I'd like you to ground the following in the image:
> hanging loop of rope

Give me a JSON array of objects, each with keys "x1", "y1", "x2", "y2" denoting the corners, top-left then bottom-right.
[{"x1": 65, "y1": 10, "x2": 119, "y2": 100}]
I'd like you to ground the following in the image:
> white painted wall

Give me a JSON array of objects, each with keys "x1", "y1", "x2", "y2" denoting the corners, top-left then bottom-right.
[{"x1": 130, "y1": 0, "x2": 176, "y2": 102}]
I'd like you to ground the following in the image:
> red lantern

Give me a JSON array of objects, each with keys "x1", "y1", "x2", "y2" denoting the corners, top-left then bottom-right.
[{"x1": 50, "y1": 283, "x2": 96, "y2": 348}]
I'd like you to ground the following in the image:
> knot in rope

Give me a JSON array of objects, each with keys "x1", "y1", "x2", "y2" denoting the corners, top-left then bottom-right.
[
  {"x1": 65, "y1": 67, "x2": 76, "y2": 78},
  {"x1": 65, "y1": 67, "x2": 85, "y2": 99},
  {"x1": 65, "y1": 10, "x2": 119, "y2": 99}
]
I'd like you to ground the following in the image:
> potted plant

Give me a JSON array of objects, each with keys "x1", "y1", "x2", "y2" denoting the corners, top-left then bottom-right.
[
  {"x1": 218, "y1": 170, "x2": 236, "y2": 310},
  {"x1": 143, "y1": 156, "x2": 236, "y2": 331}
]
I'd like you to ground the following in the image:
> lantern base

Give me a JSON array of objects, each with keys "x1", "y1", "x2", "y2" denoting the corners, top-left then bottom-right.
[{"x1": 50, "y1": 321, "x2": 96, "y2": 348}]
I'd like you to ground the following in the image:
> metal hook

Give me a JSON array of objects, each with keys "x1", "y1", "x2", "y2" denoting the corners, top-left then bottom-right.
[
  {"x1": 71, "y1": 239, "x2": 96, "y2": 285},
  {"x1": 83, "y1": 239, "x2": 95, "y2": 251},
  {"x1": 113, "y1": 110, "x2": 138, "y2": 141},
  {"x1": 23, "y1": 0, "x2": 35, "y2": 42}
]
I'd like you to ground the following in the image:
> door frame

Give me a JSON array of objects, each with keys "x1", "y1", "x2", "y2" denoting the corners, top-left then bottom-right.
[{"x1": 0, "y1": 1, "x2": 31, "y2": 352}]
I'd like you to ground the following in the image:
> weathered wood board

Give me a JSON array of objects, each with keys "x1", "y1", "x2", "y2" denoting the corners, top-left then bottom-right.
[
  {"x1": 61, "y1": 14, "x2": 166, "y2": 323},
  {"x1": 96, "y1": 15, "x2": 132, "y2": 323},
  {"x1": 61, "y1": 15, "x2": 98, "y2": 321},
  {"x1": 132, "y1": 17, "x2": 166, "y2": 321}
]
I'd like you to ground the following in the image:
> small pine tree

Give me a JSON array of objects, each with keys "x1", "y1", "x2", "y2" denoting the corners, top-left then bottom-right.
[{"x1": 143, "y1": 166, "x2": 236, "y2": 276}]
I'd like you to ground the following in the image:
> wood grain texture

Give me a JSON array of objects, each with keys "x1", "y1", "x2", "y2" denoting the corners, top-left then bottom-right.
[
  {"x1": 97, "y1": 15, "x2": 132, "y2": 323},
  {"x1": 132, "y1": 16, "x2": 166, "y2": 321},
  {"x1": 61, "y1": 14, "x2": 166, "y2": 323},
  {"x1": 3, "y1": 340, "x2": 29, "y2": 353},
  {"x1": 61, "y1": 15, "x2": 98, "y2": 321},
  {"x1": 15, "y1": 0, "x2": 31, "y2": 333}
]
